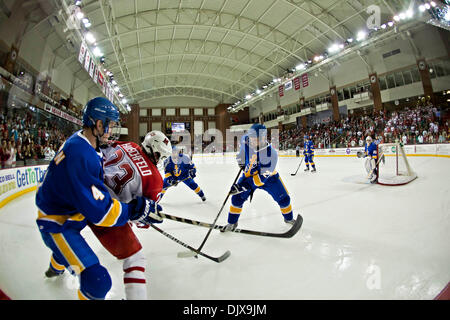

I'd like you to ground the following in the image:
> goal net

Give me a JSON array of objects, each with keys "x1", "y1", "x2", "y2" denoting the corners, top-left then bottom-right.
[{"x1": 377, "y1": 143, "x2": 417, "y2": 186}]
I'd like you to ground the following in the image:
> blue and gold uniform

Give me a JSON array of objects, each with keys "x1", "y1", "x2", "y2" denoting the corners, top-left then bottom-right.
[
  {"x1": 365, "y1": 142, "x2": 378, "y2": 160},
  {"x1": 159, "y1": 150, "x2": 205, "y2": 201},
  {"x1": 36, "y1": 130, "x2": 135, "y2": 299},
  {"x1": 364, "y1": 137, "x2": 378, "y2": 183},
  {"x1": 34, "y1": 97, "x2": 150, "y2": 300},
  {"x1": 227, "y1": 129, "x2": 294, "y2": 226},
  {"x1": 303, "y1": 136, "x2": 316, "y2": 172}
]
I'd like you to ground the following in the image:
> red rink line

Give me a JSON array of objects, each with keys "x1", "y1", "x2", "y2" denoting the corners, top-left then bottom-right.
[
  {"x1": 0, "y1": 289, "x2": 11, "y2": 300},
  {"x1": 434, "y1": 282, "x2": 450, "y2": 300}
]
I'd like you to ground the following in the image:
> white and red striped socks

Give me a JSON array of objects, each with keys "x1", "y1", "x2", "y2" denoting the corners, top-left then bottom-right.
[{"x1": 123, "y1": 250, "x2": 147, "y2": 300}]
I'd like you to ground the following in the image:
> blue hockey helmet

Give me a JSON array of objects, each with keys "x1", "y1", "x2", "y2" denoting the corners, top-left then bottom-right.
[
  {"x1": 82, "y1": 97, "x2": 120, "y2": 134},
  {"x1": 248, "y1": 123, "x2": 267, "y2": 138}
]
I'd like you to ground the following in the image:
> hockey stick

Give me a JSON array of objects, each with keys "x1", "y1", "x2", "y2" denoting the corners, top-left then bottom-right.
[
  {"x1": 160, "y1": 212, "x2": 303, "y2": 238},
  {"x1": 290, "y1": 156, "x2": 304, "y2": 176},
  {"x1": 149, "y1": 224, "x2": 231, "y2": 263},
  {"x1": 179, "y1": 168, "x2": 243, "y2": 259}
]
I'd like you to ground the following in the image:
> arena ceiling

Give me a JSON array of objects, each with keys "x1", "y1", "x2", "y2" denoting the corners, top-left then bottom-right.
[{"x1": 3, "y1": 0, "x2": 421, "y2": 109}]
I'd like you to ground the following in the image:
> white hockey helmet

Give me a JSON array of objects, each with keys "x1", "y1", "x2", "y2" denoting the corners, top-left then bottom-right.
[
  {"x1": 142, "y1": 131, "x2": 172, "y2": 164},
  {"x1": 366, "y1": 135, "x2": 373, "y2": 143}
]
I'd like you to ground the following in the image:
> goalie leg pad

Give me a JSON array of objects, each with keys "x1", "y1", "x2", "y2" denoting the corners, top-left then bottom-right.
[{"x1": 365, "y1": 158, "x2": 376, "y2": 174}]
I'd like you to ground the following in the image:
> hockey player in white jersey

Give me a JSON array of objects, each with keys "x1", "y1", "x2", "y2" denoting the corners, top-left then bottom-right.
[{"x1": 89, "y1": 130, "x2": 172, "y2": 299}]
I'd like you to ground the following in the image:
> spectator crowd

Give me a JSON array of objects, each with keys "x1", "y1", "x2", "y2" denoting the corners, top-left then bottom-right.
[
  {"x1": 0, "y1": 110, "x2": 70, "y2": 169},
  {"x1": 280, "y1": 103, "x2": 449, "y2": 150}
]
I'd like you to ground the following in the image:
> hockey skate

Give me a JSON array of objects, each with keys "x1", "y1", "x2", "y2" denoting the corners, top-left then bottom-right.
[
  {"x1": 311, "y1": 167, "x2": 316, "y2": 173},
  {"x1": 284, "y1": 218, "x2": 296, "y2": 225},
  {"x1": 45, "y1": 266, "x2": 64, "y2": 278},
  {"x1": 304, "y1": 167, "x2": 309, "y2": 172},
  {"x1": 201, "y1": 196, "x2": 206, "y2": 202},
  {"x1": 220, "y1": 223, "x2": 238, "y2": 233}
]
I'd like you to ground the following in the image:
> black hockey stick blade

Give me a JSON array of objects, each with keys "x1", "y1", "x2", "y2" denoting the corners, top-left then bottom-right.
[
  {"x1": 291, "y1": 157, "x2": 304, "y2": 176},
  {"x1": 232, "y1": 214, "x2": 303, "y2": 238},
  {"x1": 149, "y1": 224, "x2": 231, "y2": 263},
  {"x1": 160, "y1": 212, "x2": 303, "y2": 238}
]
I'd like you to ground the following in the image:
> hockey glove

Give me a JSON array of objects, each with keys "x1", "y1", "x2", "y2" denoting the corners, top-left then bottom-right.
[
  {"x1": 189, "y1": 168, "x2": 197, "y2": 179},
  {"x1": 166, "y1": 175, "x2": 177, "y2": 186},
  {"x1": 130, "y1": 196, "x2": 163, "y2": 225},
  {"x1": 229, "y1": 183, "x2": 248, "y2": 195}
]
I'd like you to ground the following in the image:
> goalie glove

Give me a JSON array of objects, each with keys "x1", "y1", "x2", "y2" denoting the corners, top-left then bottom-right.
[{"x1": 130, "y1": 196, "x2": 163, "y2": 225}]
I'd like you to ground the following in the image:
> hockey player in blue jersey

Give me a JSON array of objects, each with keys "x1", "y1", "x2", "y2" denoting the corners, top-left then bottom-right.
[
  {"x1": 35, "y1": 97, "x2": 164, "y2": 300},
  {"x1": 363, "y1": 135, "x2": 378, "y2": 183},
  {"x1": 303, "y1": 135, "x2": 316, "y2": 172},
  {"x1": 221, "y1": 123, "x2": 296, "y2": 232},
  {"x1": 158, "y1": 146, "x2": 206, "y2": 202}
]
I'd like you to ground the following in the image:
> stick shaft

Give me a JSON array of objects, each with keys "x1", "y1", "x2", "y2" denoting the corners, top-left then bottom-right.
[{"x1": 195, "y1": 168, "x2": 242, "y2": 253}]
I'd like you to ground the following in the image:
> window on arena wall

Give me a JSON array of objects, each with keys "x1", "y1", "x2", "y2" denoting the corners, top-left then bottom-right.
[
  {"x1": 403, "y1": 70, "x2": 413, "y2": 85},
  {"x1": 394, "y1": 72, "x2": 404, "y2": 87},
  {"x1": 379, "y1": 76, "x2": 387, "y2": 90},
  {"x1": 386, "y1": 74, "x2": 396, "y2": 89}
]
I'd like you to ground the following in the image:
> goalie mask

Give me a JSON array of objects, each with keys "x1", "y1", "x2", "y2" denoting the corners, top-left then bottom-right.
[{"x1": 142, "y1": 131, "x2": 172, "y2": 166}]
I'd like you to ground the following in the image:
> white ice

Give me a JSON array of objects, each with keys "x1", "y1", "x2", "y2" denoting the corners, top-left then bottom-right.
[{"x1": 0, "y1": 155, "x2": 449, "y2": 300}]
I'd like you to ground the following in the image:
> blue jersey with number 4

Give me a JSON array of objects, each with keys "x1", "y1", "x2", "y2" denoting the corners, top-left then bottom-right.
[{"x1": 35, "y1": 131, "x2": 132, "y2": 233}]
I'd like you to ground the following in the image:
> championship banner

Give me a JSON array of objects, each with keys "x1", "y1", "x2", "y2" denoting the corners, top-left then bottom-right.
[
  {"x1": 278, "y1": 85, "x2": 284, "y2": 97},
  {"x1": 301, "y1": 73, "x2": 309, "y2": 88},
  {"x1": 284, "y1": 80, "x2": 293, "y2": 91},
  {"x1": 293, "y1": 77, "x2": 300, "y2": 90},
  {"x1": 78, "y1": 42, "x2": 87, "y2": 64},
  {"x1": 93, "y1": 68, "x2": 99, "y2": 83},
  {"x1": 89, "y1": 59, "x2": 96, "y2": 78},
  {"x1": 98, "y1": 71, "x2": 104, "y2": 85},
  {"x1": 84, "y1": 50, "x2": 91, "y2": 71}
]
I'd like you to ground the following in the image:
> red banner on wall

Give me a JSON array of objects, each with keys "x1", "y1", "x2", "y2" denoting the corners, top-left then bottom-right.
[
  {"x1": 293, "y1": 77, "x2": 300, "y2": 90},
  {"x1": 278, "y1": 85, "x2": 284, "y2": 97},
  {"x1": 301, "y1": 73, "x2": 309, "y2": 88}
]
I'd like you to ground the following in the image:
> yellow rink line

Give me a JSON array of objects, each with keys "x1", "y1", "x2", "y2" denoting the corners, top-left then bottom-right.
[{"x1": 0, "y1": 186, "x2": 37, "y2": 209}]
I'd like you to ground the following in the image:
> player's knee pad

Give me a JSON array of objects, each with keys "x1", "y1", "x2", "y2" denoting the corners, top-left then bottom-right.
[
  {"x1": 278, "y1": 194, "x2": 291, "y2": 209},
  {"x1": 79, "y1": 264, "x2": 112, "y2": 300},
  {"x1": 231, "y1": 193, "x2": 247, "y2": 207}
]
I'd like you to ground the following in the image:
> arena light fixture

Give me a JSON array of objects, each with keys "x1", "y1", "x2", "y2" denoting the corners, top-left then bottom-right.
[
  {"x1": 406, "y1": 10, "x2": 414, "y2": 19},
  {"x1": 393, "y1": 15, "x2": 400, "y2": 21},
  {"x1": 93, "y1": 47, "x2": 103, "y2": 57},
  {"x1": 76, "y1": 11, "x2": 84, "y2": 20},
  {"x1": 296, "y1": 63, "x2": 306, "y2": 71},
  {"x1": 122, "y1": 98, "x2": 127, "y2": 104},
  {"x1": 357, "y1": 30, "x2": 367, "y2": 41},
  {"x1": 85, "y1": 32, "x2": 95, "y2": 44},
  {"x1": 419, "y1": 5, "x2": 426, "y2": 12}
]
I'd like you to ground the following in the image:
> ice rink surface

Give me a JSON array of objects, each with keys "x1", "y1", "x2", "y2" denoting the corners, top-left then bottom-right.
[{"x1": 0, "y1": 155, "x2": 449, "y2": 300}]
